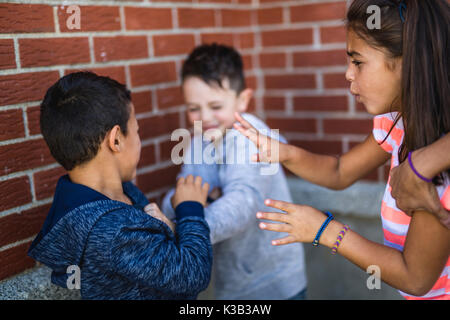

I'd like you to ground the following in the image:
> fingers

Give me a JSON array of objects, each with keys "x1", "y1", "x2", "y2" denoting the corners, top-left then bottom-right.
[
  {"x1": 271, "y1": 235, "x2": 296, "y2": 246},
  {"x1": 264, "y1": 198, "x2": 294, "y2": 213},
  {"x1": 256, "y1": 211, "x2": 290, "y2": 223},
  {"x1": 234, "y1": 112, "x2": 255, "y2": 130}
]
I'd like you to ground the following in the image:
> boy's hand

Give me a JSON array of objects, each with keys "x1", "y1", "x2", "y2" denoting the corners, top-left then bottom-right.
[
  {"x1": 233, "y1": 112, "x2": 288, "y2": 164},
  {"x1": 144, "y1": 203, "x2": 176, "y2": 233},
  {"x1": 171, "y1": 175, "x2": 210, "y2": 208}
]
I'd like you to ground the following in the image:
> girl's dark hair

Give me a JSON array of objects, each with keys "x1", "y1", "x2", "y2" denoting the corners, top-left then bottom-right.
[
  {"x1": 346, "y1": 0, "x2": 450, "y2": 184},
  {"x1": 181, "y1": 43, "x2": 246, "y2": 94},
  {"x1": 40, "y1": 72, "x2": 131, "y2": 171}
]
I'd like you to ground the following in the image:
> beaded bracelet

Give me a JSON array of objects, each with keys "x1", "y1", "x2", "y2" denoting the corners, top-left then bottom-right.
[
  {"x1": 407, "y1": 151, "x2": 433, "y2": 183},
  {"x1": 331, "y1": 224, "x2": 350, "y2": 255}
]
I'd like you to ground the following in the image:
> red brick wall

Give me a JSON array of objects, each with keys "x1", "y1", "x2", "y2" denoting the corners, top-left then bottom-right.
[{"x1": 0, "y1": 0, "x2": 387, "y2": 281}]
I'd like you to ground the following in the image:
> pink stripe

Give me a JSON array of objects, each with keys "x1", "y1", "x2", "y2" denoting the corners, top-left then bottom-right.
[{"x1": 381, "y1": 201, "x2": 411, "y2": 225}]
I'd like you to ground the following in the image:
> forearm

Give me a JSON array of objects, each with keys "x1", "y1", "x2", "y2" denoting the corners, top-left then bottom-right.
[
  {"x1": 282, "y1": 144, "x2": 344, "y2": 190},
  {"x1": 319, "y1": 220, "x2": 418, "y2": 294},
  {"x1": 321, "y1": 213, "x2": 449, "y2": 296},
  {"x1": 411, "y1": 133, "x2": 450, "y2": 178}
]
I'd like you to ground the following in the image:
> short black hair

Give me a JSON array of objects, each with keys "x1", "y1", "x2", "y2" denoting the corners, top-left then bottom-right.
[
  {"x1": 40, "y1": 71, "x2": 131, "y2": 171},
  {"x1": 181, "y1": 43, "x2": 246, "y2": 94}
]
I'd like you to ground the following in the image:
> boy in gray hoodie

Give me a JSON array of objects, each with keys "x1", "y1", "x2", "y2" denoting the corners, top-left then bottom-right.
[{"x1": 162, "y1": 44, "x2": 307, "y2": 299}]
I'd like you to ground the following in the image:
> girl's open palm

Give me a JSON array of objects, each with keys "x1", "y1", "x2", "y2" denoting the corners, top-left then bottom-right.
[
  {"x1": 233, "y1": 112, "x2": 285, "y2": 164},
  {"x1": 256, "y1": 199, "x2": 329, "y2": 246}
]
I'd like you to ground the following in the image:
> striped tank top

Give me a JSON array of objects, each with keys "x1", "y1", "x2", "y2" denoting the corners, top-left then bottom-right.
[{"x1": 373, "y1": 112, "x2": 450, "y2": 300}]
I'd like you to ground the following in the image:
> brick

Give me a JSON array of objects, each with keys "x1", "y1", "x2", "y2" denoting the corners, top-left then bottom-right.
[
  {"x1": 237, "y1": 33, "x2": 254, "y2": 49},
  {"x1": 0, "y1": 203, "x2": 51, "y2": 248},
  {"x1": 242, "y1": 55, "x2": 253, "y2": 70},
  {"x1": 33, "y1": 166, "x2": 66, "y2": 201},
  {"x1": 323, "y1": 73, "x2": 349, "y2": 89},
  {"x1": 0, "y1": 71, "x2": 59, "y2": 106},
  {"x1": 262, "y1": 28, "x2": 313, "y2": 47},
  {"x1": 263, "y1": 96, "x2": 285, "y2": 111},
  {"x1": 0, "y1": 177, "x2": 32, "y2": 211},
  {"x1": 137, "y1": 112, "x2": 181, "y2": 140},
  {"x1": 0, "y1": 109, "x2": 25, "y2": 141},
  {"x1": 290, "y1": 2, "x2": 347, "y2": 22},
  {"x1": 130, "y1": 62, "x2": 177, "y2": 87},
  {"x1": 201, "y1": 33, "x2": 234, "y2": 47},
  {"x1": 125, "y1": 7, "x2": 172, "y2": 30},
  {"x1": 258, "y1": 7, "x2": 283, "y2": 25},
  {"x1": 221, "y1": 9, "x2": 253, "y2": 27},
  {"x1": 293, "y1": 95, "x2": 348, "y2": 112},
  {"x1": 0, "y1": 3, "x2": 54, "y2": 33},
  {"x1": 131, "y1": 91, "x2": 153, "y2": 114},
  {"x1": 94, "y1": 36, "x2": 148, "y2": 62},
  {"x1": 323, "y1": 119, "x2": 373, "y2": 135},
  {"x1": 0, "y1": 139, "x2": 55, "y2": 176},
  {"x1": 159, "y1": 139, "x2": 180, "y2": 162},
  {"x1": 178, "y1": 8, "x2": 216, "y2": 29},
  {"x1": 245, "y1": 75, "x2": 257, "y2": 90},
  {"x1": 293, "y1": 49, "x2": 347, "y2": 67},
  {"x1": 19, "y1": 38, "x2": 90, "y2": 68},
  {"x1": 157, "y1": 86, "x2": 184, "y2": 110},
  {"x1": 266, "y1": 117, "x2": 317, "y2": 134},
  {"x1": 58, "y1": 5, "x2": 121, "y2": 32},
  {"x1": 290, "y1": 139, "x2": 342, "y2": 155},
  {"x1": 137, "y1": 144, "x2": 156, "y2": 169},
  {"x1": 136, "y1": 165, "x2": 181, "y2": 194},
  {"x1": 0, "y1": 242, "x2": 36, "y2": 281},
  {"x1": 260, "y1": 52, "x2": 286, "y2": 69},
  {"x1": 0, "y1": 39, "x2": 16, "y2": 70},
  {"x1": 26, "y1": 106, "x2": 41, "y2": 136},
  {"x1": 320, "y1": 25, "x2": 347, "y2": 44},
  {"x1": 153, "y1": 34, "x2": 196, "y2": 57},
  {"x1": 265, "y1": 74, "x2": 316, "y2": 90},
  {"x1": 65, "y1": 66, "x2": 126, "y2": 85}
]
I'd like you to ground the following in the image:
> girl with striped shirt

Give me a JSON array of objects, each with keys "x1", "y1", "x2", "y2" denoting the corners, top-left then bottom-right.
[{"x1": 235, "y1": 0, "x2": 449, "y2": 300}]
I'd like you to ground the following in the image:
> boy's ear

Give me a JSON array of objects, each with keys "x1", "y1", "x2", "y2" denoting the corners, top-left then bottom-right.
[
  {"x1": 107, "y1": 125, "x2": 122, "y2": 152},
  {"x1": 236, "y1": 88, "x2": 253, "y2": 113}
]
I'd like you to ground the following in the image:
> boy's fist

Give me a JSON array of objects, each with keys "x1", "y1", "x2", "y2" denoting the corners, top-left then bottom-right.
[{"x1": 171, "y1": 175, "x2": 209, "y2": 208}]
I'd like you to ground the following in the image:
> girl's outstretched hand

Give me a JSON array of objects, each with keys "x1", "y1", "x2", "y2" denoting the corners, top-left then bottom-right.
[
  {"x1": 257, "y1": 199, "x2": 330, "y2": 246},
  {"x1": 233, "y1": 112, "x2": 286, "y2": 164}
]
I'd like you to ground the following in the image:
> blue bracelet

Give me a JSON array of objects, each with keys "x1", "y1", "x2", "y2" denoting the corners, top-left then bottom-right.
[{"x1": 312, "y1": 211, "x2": 334, "y2": 246}]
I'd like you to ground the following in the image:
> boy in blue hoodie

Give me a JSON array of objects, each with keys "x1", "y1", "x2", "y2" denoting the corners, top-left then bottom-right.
[{"x1": 28, "y1": 72, "x2": 213, "y2": 300}]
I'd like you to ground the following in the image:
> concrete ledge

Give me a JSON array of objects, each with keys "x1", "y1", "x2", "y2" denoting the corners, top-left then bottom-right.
[
  {"x1": 0, "y1": 264, "x2": 80, "y2": 300},
  {"x1": 287, "y1": 177, "x2": 386, "y2": 218},
  {"x1": 0, "y1": 178, "x2": 388, "y2": 300}
]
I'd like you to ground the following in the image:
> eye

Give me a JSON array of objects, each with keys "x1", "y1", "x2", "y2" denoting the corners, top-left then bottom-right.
[
  {"x1": 188, "y1": 107, "x2": 200, "y2": 112},
  {"x1": 352, "y1": 60, "x2": 362, "y2": 67},
  {"x1": 211, "y1": 105, "x2": 222, "y2": 110}
]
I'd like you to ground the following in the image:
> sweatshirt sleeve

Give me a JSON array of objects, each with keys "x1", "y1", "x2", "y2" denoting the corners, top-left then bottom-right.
[
  {"x1": 109, "y1": 204, "x2": 212, "y2": 297},
  {"x1": 204, "y1": 134, "x2": 276, "y2": 244}
]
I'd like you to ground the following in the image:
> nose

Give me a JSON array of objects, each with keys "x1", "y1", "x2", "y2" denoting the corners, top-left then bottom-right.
[
  {"x1": 345, "y1": 63, "x2": 354, "y2": 83},
  {"x1": 200, "y1": 108, "x2": 214, "y2": 124}
]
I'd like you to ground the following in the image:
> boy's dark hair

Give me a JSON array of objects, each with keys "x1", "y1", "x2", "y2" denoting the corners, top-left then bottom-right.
[
  {"x1": 181, "y1": 43, "x2": 246, "y2": 94},
  {"x1": 40, "y1": 71, "x2": 131, "y2": 171}
]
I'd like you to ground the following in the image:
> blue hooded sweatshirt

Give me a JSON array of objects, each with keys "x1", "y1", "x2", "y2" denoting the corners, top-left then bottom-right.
[{"x1": 28, "y1": 175, "x2": 212, "y2": 300}]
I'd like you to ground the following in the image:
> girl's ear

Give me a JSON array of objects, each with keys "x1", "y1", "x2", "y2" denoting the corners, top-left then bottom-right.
[
  {"x1": 236, "y1": 88, "x2": 253, "y2": 113},
  {"x1": 107, "y1": 125, "x2": 122, "y2": 152}
]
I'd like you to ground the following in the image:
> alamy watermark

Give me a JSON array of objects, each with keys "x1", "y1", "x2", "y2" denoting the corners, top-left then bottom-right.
[
  {"x1": 366, "y1": 5, "x2": 381, "y2": 30},
  {"x1": 66, "y1": 265, "x2": 81, "y2": 290},
  {"x1": 366, "y1": 265, "x2": 381, "y2": 290},
  {"x1": 170, "y1": 121, "x2": 281, "y2": 176}
]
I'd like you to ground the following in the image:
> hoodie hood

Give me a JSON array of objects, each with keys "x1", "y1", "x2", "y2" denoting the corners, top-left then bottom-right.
[{"x1": 27, "y1": 175, "x2": 147, "y2": 288}]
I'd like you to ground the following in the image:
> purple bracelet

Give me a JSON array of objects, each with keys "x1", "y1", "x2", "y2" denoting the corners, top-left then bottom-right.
[{"x1": 408, "y1": 151, "x2": 433, "y2": 183}]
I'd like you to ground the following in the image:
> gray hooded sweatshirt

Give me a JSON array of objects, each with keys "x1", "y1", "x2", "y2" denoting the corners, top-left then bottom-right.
[{"x1": 162, "y1": 113, "x2": 307, "y2": 299}]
